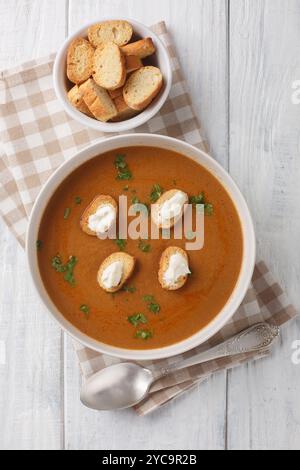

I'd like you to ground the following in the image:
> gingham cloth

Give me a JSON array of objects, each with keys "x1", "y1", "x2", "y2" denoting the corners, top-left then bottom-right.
[{"x1": 0, "y1": 22, "x2": 297, "y2": 415}]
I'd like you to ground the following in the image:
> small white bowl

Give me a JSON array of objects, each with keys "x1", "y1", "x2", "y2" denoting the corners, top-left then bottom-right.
[
  {"x1": 27, "y1": 134, "x2": 256, "y2": 361},
  {"x1": 53, "y1": 18, "x2": 172, "y2": 133}
]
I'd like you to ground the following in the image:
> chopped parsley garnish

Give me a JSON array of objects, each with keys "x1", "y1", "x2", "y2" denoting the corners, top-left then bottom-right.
[
  {"x1": 190, "y1": 192, "x2": 214, "y2": 215},
  {"x1": 64, "y1": 207, "x2": 71, "y2": 219},
  {"x1": 143, "y1": 295, "x2": 160, "y2": 314},
  {"x1": 36, "y1": 240, "x2": 42, "y2": 251},
  {"x1": 132, "y1": 195, "x2": 140, "y2": 204},
  {"x1": 150, "y1": 184, "x2": 163, "y2": 203},
  {"x1": 80, "y1": 304, "x2": 90, "y2": 316},
  {"x1": 135, "y1": 329, "x2": 153, "y2": 340},
  {"x1": 204, "y1": 203, "x2": 214, "y2": 216},
  {"x1": 115, "y1": 154, "x2": 132, "y2": 181},
  {"x1": 123, "y1": 285, "x2": 136, "y2": 294},
  {"x1": 75, "y1": 196, "x2": 82, "y2": 205},
  {"x1": 115, "y1": 238, "x2": 126, "y2": 251},
  {"x1": 128, "y1": 313, "x2": 148, "y2": 327},
  {"x1": 138, "y1": 240, "x2": 151, "y2": 253},
  {"x1": 51, "y1": 254, "x2": 78, "y2": 286}
]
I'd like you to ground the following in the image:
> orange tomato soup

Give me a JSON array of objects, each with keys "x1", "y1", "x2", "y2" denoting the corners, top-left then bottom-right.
[{"x1": 38, "y1": 146, "x2": 243, "y2": 349}]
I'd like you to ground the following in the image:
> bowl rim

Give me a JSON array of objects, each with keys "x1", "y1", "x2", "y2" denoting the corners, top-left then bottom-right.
[
  {"x1": 26, "y1": 134, "x2": 256, "y2": 360},
  {"x1": 53, "y1": 17, "x2": 173, "y2": 133}
]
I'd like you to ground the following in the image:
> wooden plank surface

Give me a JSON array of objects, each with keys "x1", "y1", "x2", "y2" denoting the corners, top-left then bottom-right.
[
  {"x1": 228, "y1": 0, "x2": 300, "y2": 450},
  {"x1": 0, "y1": 0, "x2": 67, "y2": 450},
  {"x1": 64, "y1": 0, "x2": 229, "y2": 451}
]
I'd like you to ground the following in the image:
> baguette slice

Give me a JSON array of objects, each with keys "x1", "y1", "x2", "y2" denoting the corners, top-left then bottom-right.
[
  {"x1": 97, "y1": 252, "x2": 136, "y2": 293},
  {"x1": 67, "y1": 38, "x2": 94, "y2": 84},
  {"x1": 81, "y1": 78, "x2": 117, "y2": 121},
  {"x1": 121, "y1": 38, "x2": 156, "y2": 59},
  {"x1": 88, "y1": 20, "x2": 133, "y2": 47},
  {"x1": 67, "y1": 84, "x2": 94, "y2": 117},
  {"x1": 93, "y1": 42, "x2": 126, "y2": 91},
  {"x1": 111, "y1": 95, "x2": 138, "y2": 122},
  {"x1": 123, "y1": 66, "x2": 163, "y2": 111},
  {"x1": 151, "y1": 189, "x2": 189, "y2": 229},
  {"x1": 80, "y1": 195, "x2": 118, "y2": 236},
  {"x1": 125, "y1": 55, "x2": 143, "y2": 74},
  {"x1": 158, "y1": 247, "x2": 190, "y2": 291},
  {"x1": 108, "y1": 88, "x2": 123, "y2": 99}
]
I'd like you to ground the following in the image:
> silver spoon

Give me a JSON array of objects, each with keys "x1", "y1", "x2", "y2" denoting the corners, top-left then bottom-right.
[{"x1": 80, "y1": 322, "x2": 280, "y2": 411}]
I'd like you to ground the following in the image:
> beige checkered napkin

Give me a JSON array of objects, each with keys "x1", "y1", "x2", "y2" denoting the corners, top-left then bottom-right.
[{"x1": 0, "y1": 22, "x2": 297, "y2": 416}]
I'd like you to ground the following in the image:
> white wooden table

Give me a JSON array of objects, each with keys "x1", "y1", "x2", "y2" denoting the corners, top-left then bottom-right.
[{"x1": 0, "y1": 0, "x2": 300, "y2": 450}]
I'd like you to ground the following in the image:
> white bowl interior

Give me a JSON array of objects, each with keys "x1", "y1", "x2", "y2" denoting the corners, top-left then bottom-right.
[
  {"x1": 26, "y1": 134, "x2": 256, "y2": 360},
  {"x1": 53, "y1": 18, "x2": 172, "y2": 133}
]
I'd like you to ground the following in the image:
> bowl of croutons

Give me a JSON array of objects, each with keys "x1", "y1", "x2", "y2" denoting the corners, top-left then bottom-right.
[{"x1": 53, "y1": 18, "x2": 172, "y2": 133}]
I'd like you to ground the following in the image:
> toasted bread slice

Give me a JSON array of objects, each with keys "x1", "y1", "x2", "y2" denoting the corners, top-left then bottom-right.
[
  {"x1": 111, "y1": 95, "x2": 138, "y2": 122},
  {"x1": 67, "y1": 84, "x2": 94, "y2": 117},
  {"x1": 93, "y1": 42, "x2": 126, "y2": 91},
  {"x1": 151, "y1": 189, "x2": 189, "y2": 229},
  {"x1": 158, "y1": 247, "x2": 190, "y2": 291},
  {"x1": 81, "y1": 78, "x2": 117, "y2": 121},
  {"x1": 97, "y1": 252, "x2": 136, "y2": 293},
  {"x1": 121, "y1": 38, "x2": 156, "y2": 59},
  {"x1": 80, "y1": 195, "x2": 118, "y2": 236},
  {"x1": 123, "y1": 66, "x2": 163, "y2": 111},
  {"x1": 67, "y1": 38, "x2": 94, "y2": 84},
  {"x1": 88, "y1": 20, "x2": 133, "y2": 47},
  {"x1": 108, "y1": 88, "x2": 123, "y2": 99},
  {"x1": 125, "y1": 55, "x2": 143, "y2": 73}
]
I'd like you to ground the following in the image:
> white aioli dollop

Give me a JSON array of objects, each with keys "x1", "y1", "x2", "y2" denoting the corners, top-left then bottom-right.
[
  {"x1": 163, "y1": 253, "x2": 191, "y2": 286},
  {"x1": 159, "y1": 191, "x2": 187, "y2": 224},
  {"x1": 88, "y1": 204, "x2": 116, "y2": 234},
  {"x1": 101, "y1": 261, "x2": 123, "y2": 289}
]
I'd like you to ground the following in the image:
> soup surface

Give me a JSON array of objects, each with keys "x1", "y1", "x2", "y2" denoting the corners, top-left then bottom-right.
[{"x1": 38, "y1": 146, "x2": 243, "y2": 349}]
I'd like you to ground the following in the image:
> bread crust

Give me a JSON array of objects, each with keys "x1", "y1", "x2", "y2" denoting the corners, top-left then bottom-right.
[
  {"x1": 97, "y1": 252, "x2": 136, "y2": 293},
  {"x1": 67, "y1": 38, "x2": 94, "y2": 84},
  {"x1": 158, "y1": 247, "x2": 190, "y2": 291},
  {"x1": 81, "y1": 78, "x2": 117, "y2": 121},
  {"x1": 123, "y1": 66, "x2": 163, "y2": 111},
  {"x1": 88, "y1": 20, "x2": 133, "y2": 47},
  {"x1": 125, "y1": 55, "x2": 143, "y2": 74},
  {"x1": 121, "y1": 38, "x2": 156, "y2": 59},
  {"x1": 67, "y1": 84, "x2": 94, "y2": 117},
  {"x1": 151, "y1": 189, "x2": 188, "y2": 229},
  {"x1": 93, "y1": 42, "x2": 126, "y2": 91},
  {"x1": 111, "y1": 95, "x2": 138, "y2": 122},
  {"x1": 80, "y1": 195, "x2": 118, "y2": 236}
]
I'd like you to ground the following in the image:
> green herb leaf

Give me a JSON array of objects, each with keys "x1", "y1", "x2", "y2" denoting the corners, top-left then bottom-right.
[
  {"x1": 190, "y1": 192, "x2": 214, "y2": 216},
  {"x1": 75, "y1": 196, "x2": 82, "y2": 205},
  {"x1": 132, "y1": 196, "x2": 140, "y2": 204},
  {"x1": 64, "y1": 207, "x2": 71, "y2": 219},
  {"x1": 143, "y1": 295, "x2": 155, "y2": 303},
  {"x1": 36, "y1": 240, "x2": 42, "y2": 251},
  {"x1": 51, "y1": 254, "x2": 77, "y2": 286},
  {"x1": 189, "y1": 192, "x2": 205, "y2": 205},
  {"x1": 143, "y1": 295, "x2": 160, "y2": 314},
  {"x1": 128, "y1": 313, "x2": 148, "y2": 327},
  {"x1": 135, "y1": 329, "x2": 153, "y2": 340},
  {"x1": 150, "y1": 184, "x2": 163, "y2": 203},
  {"x1": 123, "y1": 285, "x2": 137, "y2": 294},
  {"x1": 138, "y1": 240, "x2": 151, "y2": 253},
  {"x1": 115, "y1": 154, "x2": 132, "y2": 181},
  {"x1": 204, "y1": 203, "x2": 214, "y2": 216},
  {"x1": 115, "y1": 238, "x2": 126, "y2": 251},
  {"x1": 80, "y1": 304, "x2": 90, "y2": 316}
]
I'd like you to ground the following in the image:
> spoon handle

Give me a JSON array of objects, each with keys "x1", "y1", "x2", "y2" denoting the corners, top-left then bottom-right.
[{"x1": 159, "y1": 322, "x2": 280, "y2": 377}]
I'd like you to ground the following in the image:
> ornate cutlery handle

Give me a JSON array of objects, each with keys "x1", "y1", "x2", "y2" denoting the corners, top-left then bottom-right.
[{"x1": 159, "y1": 323, "x2": 280, "y2": 377}]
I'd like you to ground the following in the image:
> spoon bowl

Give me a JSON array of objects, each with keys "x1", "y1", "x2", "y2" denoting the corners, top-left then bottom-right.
[{"x1": 80, "y1": 363, "x2": 153, "y2": 410}]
